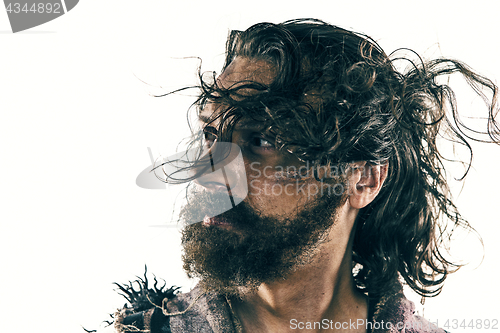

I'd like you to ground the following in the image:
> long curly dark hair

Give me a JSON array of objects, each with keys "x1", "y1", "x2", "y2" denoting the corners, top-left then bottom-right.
[{"x1": 163, "y1": 18, "x2": 499, "y2": 299}]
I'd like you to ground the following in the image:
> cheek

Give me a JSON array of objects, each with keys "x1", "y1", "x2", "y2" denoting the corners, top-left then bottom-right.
[{"x1": 244, "y1": 163, "x2": 327, "y2": 216}]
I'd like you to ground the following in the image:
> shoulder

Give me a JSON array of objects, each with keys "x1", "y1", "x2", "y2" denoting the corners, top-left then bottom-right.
[
  {"x1": 108, "y1": 282, "x2": 238, "y2": 333},
  {"x1": 164, "y1": 285, "x2": 237, "y2": 333},
  {"x1": 371, "y1": 287, "x2": 448, "y2": 333}
]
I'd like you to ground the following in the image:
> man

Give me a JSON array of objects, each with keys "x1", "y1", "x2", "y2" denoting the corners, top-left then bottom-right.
[{"x1": 102, "y1": 19, "x2": 498, "y2": 332}]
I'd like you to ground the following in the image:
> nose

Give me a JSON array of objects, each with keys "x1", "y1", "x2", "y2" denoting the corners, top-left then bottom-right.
[
  {"x1": 194, "y1": 169, "x2": 236, "y2": 209},
  {"x1": 191, "y1": 142, "x2": 249, "y2": 202}
]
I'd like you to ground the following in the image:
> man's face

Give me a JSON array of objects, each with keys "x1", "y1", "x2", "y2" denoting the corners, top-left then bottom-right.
[{"x1": 179, "y1": 57, "x2": 348, "y2": 295}]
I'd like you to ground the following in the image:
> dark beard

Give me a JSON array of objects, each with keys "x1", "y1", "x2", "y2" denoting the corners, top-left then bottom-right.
[{"x1": 179, "y1": 181, "x2": 347, "y2": 296}]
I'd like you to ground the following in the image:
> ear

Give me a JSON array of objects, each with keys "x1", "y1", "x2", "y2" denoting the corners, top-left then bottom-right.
[{"x1": 348, "y1": 162, "x2": 388, "y2": 209}]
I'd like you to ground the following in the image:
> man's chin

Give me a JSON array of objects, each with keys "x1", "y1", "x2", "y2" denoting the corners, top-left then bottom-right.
[
  {"x1": 181, "y1": 219, "x2": 318, "y2": 297},
  {"x1": 181, "y1": 222, "x2": 261, "y2": 296}
]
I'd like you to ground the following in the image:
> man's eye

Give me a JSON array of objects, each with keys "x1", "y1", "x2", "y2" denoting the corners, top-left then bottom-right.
[
  {"x1": 251, "y1": 137, "x2": 274, "y2": 148},
  {"x1": 203, "y1": 126, "x2": 218, "y2": 148}
]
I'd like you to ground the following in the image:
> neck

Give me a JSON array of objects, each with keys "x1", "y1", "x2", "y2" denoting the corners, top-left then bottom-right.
[{"x1": 230, "y1": 213, "x2": 368, "y2": 333}]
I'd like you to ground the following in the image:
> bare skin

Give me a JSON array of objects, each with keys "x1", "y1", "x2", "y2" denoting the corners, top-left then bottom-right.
[{"x1": 198, "y1": 57, "x2": 388, "y2": 333}]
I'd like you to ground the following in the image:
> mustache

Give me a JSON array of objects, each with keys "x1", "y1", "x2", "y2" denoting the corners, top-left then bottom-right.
[{"x1": 179, "y1": 188, "x2": 261, "y2": 229}]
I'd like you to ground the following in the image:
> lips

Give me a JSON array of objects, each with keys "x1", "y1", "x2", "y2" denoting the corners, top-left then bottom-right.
[{"x1": 202, "y1": 215, "x2": 233, "y2": 228}]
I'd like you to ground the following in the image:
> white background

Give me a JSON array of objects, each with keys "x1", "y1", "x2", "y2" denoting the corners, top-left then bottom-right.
[{"x1": 1, "y1": 1, "x2": 499, "y2": 332}]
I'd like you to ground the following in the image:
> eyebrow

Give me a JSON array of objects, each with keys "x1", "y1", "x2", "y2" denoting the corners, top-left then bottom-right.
[
  {"x1": 198, "y1": 114, "x2": 211, "y2": 124},
  {"x1": 234, "y1": 121, "x2": 265, "y2": 130},
  {"x1": 198, "y1": 112, "x2": 268, "y2": 133}
]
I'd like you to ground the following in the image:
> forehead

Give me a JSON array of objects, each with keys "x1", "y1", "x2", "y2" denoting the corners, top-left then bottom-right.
[
  {"x1": 199, "y1": 56, "x2": 275, "y2": 123},
  {"x1": 217, "y1": 56, "x2": 275, "y2": 89}
]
